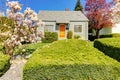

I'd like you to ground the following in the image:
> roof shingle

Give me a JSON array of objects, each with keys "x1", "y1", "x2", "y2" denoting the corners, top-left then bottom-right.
[{"x1": 38, "y1": 11, "x2": 89, "y2": 23}]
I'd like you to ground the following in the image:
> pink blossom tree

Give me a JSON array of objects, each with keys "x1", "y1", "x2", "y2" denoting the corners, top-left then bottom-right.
[
  {"x1": 85, "y1": 0, "x2": 113, "y2": 38},
  {"x1": 4, "y1": 0, "x2": 44, "y2": 56}
]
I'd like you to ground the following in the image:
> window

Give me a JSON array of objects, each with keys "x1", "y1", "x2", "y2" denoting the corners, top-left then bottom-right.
[
  {"x1": 44, "y1": 25, "x2": 53, "y2": 32},
  {"x1": 66, "y1": 25, "x2": 69, "y2": 30},
  {"x1": 55, "y1": 24, "x2": 59, "y2": 30},
  {"x1": 74, "y1": 25, "x2": 82, "y2": 32}
]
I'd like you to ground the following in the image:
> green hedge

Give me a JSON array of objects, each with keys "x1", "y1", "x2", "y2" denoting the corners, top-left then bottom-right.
[
  {"x1": 100, "y1": 33, "x2": 120, "y2": 38},
  {"x1": 42, "y1": 32, "x2": 58, "y2": 43},
  {"x1": 94, "y1": 38, "x2": 120, "y2": 61},
  {"x1": 23, "y1": 39, "x2": 120, "y2": 80},
  {"x1": 0, "y1": 43, "x2": 10, "y2": 76}
]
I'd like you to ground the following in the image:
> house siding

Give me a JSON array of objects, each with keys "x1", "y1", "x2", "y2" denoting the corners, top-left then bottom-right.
[
  {"x1": 37, "y1": 21, "x2": 88, "y2": 40},
  {"x1": 100, "y1": 24, "x2": 120, "y2": 35},
  {"x1": 69, "y1": 22, "x2": 88, "y2": 40},
  {"x1": 38, "y1": 11, "x2": 89, "y2": 40},
  {"x1": 44, "y1": 21, "x2": 56, "y2": 32}
]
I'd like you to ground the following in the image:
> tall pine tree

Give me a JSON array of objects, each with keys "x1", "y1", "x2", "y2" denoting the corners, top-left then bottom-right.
[{"x1": 74, "y1": 0, "x2": 83, "y2": 12}]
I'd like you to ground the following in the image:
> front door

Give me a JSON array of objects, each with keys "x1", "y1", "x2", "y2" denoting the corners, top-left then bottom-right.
[{"x1": 60, "y1": 24, "x2": 65, "y2": 38}]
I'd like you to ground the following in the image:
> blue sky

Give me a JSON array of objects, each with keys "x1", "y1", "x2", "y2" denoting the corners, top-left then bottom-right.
[
  {"x1": 1, "y1": 0, "x2": 112, "y2": 13},
  {"x1": 20, "y1": 0, "x2": 85, "y2": 13},
  {"x1": 20, "y1": 0, "x2": 112, "y2": 13}
]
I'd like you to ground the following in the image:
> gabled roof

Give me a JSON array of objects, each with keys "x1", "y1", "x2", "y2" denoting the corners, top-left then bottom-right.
[{"x1": 38, "y1": 11, "x2": 89, "y2": 23}]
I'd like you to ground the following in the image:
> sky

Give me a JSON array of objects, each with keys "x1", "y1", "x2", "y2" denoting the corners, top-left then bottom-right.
[
  {"x1": 20, "y1": 0, "x2": 85, "y2": 13},
  {"x1": 0, "y1": 0, "x2": 112, "y2": 13}
]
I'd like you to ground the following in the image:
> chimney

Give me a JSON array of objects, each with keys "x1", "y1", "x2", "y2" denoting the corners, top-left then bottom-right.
[{"x1": 65, "y1": 8, "x2": 69, "y2": 11}]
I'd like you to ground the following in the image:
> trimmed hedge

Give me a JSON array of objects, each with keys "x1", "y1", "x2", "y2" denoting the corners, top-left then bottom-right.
[
  {"x1": 94, "y1": 38, "x2": 120, "y2": 61},
  {"x1": 42, "y1": 32, "x2": 58, "y2": 43},
  {"x1": 100, "y1": 33, "x2": 120, "y2": 38},
  {"x1": 23, "y1": 39, "x2": 120, "y2": 80},
  {"x1": 0, "y1": 43, "x2": 10, "y2": 76}
]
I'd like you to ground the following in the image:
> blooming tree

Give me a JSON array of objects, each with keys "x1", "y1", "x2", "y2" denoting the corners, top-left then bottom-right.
[
  {"x1": 85, "y1": 0, "x2": 113, "y2": 38},
  {"x1": 111, "y1": 0, "x2": 120, "y2": 23},
  {"x1": 4, "y1": 0, "x2": 44, "y2": 56}
]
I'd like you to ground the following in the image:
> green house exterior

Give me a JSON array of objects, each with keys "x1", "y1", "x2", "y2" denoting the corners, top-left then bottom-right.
[{"x1": 38, "y1": 11, "x2": 89, "y2": 40}]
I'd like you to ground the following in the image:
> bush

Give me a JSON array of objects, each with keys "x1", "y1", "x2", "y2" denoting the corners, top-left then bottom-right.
[
  {"x1": 100, "y1": 33, "x2": 120, "y2": 38},
  {"x1": 0, "y1": 43, "x2": 10, "y2": 76},
  {"x1": 42, "y1": 32, "x2": 58, "y2": 43},
  {"x1": 0, "y1": 35, "x2": 9, "y2": 42},
  {"x1": 23, "y1": 39, "x2": 120, "y2": 80},
  {"x1": 67, "y1": 30, "x2": 73, "y2": 39},
  {"x1": 74, "y1": 35, "x2": 80, "y2": 39},
  {"x1": 94, "y1": 38, "x2": 120, "y2": 61}
]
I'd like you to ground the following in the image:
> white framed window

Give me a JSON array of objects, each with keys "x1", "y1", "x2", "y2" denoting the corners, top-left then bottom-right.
[
  {"x1": 74, "y1": 25, "x2": 82, "y2": 32},
  {"x1": 44, "y1": 25, "x2": 54, "y2": 32}
]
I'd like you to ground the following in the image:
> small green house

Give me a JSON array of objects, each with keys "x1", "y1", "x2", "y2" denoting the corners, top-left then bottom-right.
[{"x1": 38, "y1": 11, "x2": 89, "y2": 40}]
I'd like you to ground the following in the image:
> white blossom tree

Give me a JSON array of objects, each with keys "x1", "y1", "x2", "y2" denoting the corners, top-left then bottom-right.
[
  {"x1": 4, "y1": 0, "x2": 44, "y2": 56},
  {"x1": 111, "y1": 0, "x2": 120, "y2": 23}
]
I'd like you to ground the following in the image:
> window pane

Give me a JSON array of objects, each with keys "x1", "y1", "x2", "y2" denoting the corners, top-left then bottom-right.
[
  {"x1": 55, "y1": 25, "x2": 59, "y2": 30},
  {"x1": 74, "y1": 25, "x2": 82, "y2": 32},
  {"x1": 66, "y1": 25, "x2": 69, "y2": 30},
  {"x1": 45, "y1": 25, "x2": 53, "y2": 32}
]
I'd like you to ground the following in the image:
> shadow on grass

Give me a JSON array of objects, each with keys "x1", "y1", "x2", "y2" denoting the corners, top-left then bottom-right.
[{"x1": 23, "y1": 64, "x2": 120, "y2": 80}]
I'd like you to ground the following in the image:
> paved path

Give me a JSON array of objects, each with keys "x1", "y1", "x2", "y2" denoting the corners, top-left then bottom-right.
[{"x1": 0, "y1": 59, "x2": 27, "y2": 80}]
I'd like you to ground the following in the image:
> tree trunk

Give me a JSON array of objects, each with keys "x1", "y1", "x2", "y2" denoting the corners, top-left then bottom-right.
[{"x1": 96, "y1": 29, "x2": 100, "y2": 39}]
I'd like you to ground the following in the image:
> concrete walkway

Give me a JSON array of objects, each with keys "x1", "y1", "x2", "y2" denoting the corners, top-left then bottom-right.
[{"x1": 0, "y1": 59, "x2": 27, "y2": 80}]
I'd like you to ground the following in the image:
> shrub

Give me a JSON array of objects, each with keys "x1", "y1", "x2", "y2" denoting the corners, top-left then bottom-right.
[
  {"x1": 0, "y1": 43, "x2": 10, "y2": 76},
  {"x1": 74, "y1": 35, "x2": 80, "y2": 39},
  {"x1": 42, "y1": 32, "x2": 58, "y2": 43},
  {"x1": 23, "y1": 39, "x2": 120, "y2": 80},
  {"x1": 0, "y1": 35, "x2": 9, "y2": 42},
  {"x1": 100, "y1": 33, "x2": 120, "y2": 38},
  {"x1": 94, "y1": 38, "x2": 120, "y2": 61},
  {"x1": 67, "y1": 30, "x2": 73, "y2": 39}
]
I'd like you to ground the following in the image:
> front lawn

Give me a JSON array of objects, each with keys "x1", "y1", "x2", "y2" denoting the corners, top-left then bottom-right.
[{"x1": 23, "y1": 39, "x2": 120, "y2": 80}]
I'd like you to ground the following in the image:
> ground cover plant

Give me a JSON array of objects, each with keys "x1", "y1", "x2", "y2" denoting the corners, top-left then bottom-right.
[
  {"x1": 23, "y1": 39, "x2": 120, "y2": 80},
  {"x1": 94, "y1": 38, "x2": 120, "y2": 61},
  {"x1": 14, "y1": 42, "x2": 48, "y2": 56}
]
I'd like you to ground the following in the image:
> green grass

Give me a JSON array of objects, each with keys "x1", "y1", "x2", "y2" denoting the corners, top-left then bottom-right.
[
  {"x1": 23, "y1": 39, "x2": 120, "y2": 80},
  {"x1": 0, "y1": 43, "x2": 10, "y2": 76},
  {"x1": 94, "y1": 38, "x2": 120, "y2": 61},
  {"x1": 14, "y1": 42, "x2": 48, "y2": 55}
]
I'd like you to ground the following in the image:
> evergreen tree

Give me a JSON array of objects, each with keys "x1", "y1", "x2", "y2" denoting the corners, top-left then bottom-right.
[{"x1": 74, "y1": 0, "x2": 83, "y2": 12}]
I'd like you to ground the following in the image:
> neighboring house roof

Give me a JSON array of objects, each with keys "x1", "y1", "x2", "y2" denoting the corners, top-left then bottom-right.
[{"x1": 38, "y1": 11, "x2": 89, "y2": 23}]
